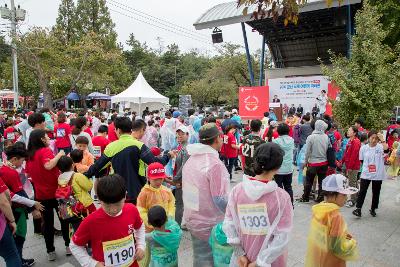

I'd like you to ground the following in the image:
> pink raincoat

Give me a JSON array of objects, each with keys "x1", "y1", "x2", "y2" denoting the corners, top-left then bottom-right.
[
  {"x1": 223, "y1": 176, "x2": 293, "y2": 267},
  {"x1": 182, "y1": 143, "x2": 230, "y2": 241}
]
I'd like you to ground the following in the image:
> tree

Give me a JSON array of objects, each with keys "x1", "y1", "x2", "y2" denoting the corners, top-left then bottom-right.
[
  {"x1": 321, "y1": 1, "x2": 400, "y2": 130},
  {"x1": 238, "y1": 0, "x2": 343, "y2": 25},
  {"x1": 75, "y1": 0, "x2": 117, "y2": 50},
  {"x1": 370, "y1": 0, "x2": 400, "y2": 47},
  {"x1": 16, "y1": 28, "x2": 130, "y2": 108},
  {"x1": 0, "y1": 36, "x2": 11, "y2": 88},
  {"x1": 53, "y1": 0, "x2": 77, "y2": 44}
]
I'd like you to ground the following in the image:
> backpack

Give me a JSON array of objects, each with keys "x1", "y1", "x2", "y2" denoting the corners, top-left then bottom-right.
[
  {"x1": 55, "y1": 177, "x2": 81, "y2": 220},
  {"x1": 293, "y1": 124, "x2": 301, "y2": 144}
]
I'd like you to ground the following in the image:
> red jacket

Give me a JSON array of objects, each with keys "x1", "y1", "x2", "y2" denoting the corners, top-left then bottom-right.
[{"x1": 343, "y1": 137, "x2": 361, "y2": 170}]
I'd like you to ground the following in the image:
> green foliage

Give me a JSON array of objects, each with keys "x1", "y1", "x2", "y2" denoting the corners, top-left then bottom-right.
[
  {"x1": 370, "y1": 0, "x2": 400, "y2": 47},
  {"x1": 53, "y1": 0, "x2": 76, "y2": 44},
  {"x1": 75, "y1": 0, "x2": 117, "y2": 50},
  {"x1": 321, "y1": 1, "x2": 400, "y2": 130}
]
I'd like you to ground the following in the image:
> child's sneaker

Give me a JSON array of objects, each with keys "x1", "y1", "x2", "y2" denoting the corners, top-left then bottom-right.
[
  {"x1": 47, "y1": 251, "x2": 56, "y2": 261},
  {"x1": 66, "y1": 246, "x2": 72, "y2": 256}
]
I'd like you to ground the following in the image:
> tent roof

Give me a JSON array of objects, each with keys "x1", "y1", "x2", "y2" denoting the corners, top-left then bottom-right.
[
  {"x1": 193, "y1": 0, "x2": 361, "y2": 30},
  {"x1": 111, "y1": 72, "x2": 169, "y2": 104}
]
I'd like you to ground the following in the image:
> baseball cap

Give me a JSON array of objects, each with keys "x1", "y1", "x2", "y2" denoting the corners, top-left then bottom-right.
[
  {"x1": 150, "y1": 147, "x2": 161, "y2": 157},
  {"x1": 172, "y1": 111, "x2": 181, "y2": 118},
  {"x1": 147, "y1": 162, "x2": 167, "y2": 180},
  {"x1": 199, "y1": 123, "x2": 221, "y2": 142},
  {"x1": 176, "y1": 125, "x2": 189, "y2": 134},
  {"x1": 322, "y1": 174, "x2": 359, "y2": 195},
  {"x1": 231, "y1": 109, "x2": 238, "y2": 114}
]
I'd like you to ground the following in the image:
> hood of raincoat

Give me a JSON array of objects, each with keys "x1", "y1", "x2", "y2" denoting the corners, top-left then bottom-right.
[
  {"x1": 242, "y1": 175, "x2": 278, "y2": 201},
  {"x1": 187, "y1": 143, "x2": 218, "y2": 156},
  {"x1": 192, "y1": 118, "x2": 202, "y2": 133},
  {"x1": 311, "y1": 202, "x2": 340, "y2": 220},
  {"x1": 58, "y1": 171, "x2": 74, "y2": 186},
  {"x1": 151, "y1": 219, "x2": 182, "y2": 252},
  {"x1": 313, "y1": 120, "x2": 328, "y2": 134}
]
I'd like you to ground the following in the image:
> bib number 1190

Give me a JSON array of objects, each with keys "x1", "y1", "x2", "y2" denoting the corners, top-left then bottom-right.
[
  {"x1": 103, "y1": 235, "x2": 135, "y2": 267},
  {"x1": 107, "y1": 246, "x2": 134, "y2": 265}
]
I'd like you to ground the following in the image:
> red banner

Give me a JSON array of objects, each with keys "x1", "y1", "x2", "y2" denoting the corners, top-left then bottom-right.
[{"x1": 239, "y1": 86, "x2": 269, "y2": 119}]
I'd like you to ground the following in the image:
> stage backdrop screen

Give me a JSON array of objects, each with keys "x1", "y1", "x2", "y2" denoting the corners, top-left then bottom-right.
[{"x1": 267, "y1": 76, "x2": 330, "y2": 114}]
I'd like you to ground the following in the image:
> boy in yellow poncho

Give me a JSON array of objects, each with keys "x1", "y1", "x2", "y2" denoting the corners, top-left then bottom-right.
[
  {"x1": 306, "y1": 174, "x2": 359, "y2": 267},
  {"x1": 137, "y1": 162, "x2": 175, "y2": 267}
]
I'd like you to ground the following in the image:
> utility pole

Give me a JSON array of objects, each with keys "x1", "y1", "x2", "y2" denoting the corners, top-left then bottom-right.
[{"x1": 0, "y1": 1, "x2": 25, "y2": 108}]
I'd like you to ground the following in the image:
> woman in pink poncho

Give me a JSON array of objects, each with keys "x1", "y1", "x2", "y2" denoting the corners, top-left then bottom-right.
[{"x1": 223, "y1": 142, "x2": 293, "y2": 267}]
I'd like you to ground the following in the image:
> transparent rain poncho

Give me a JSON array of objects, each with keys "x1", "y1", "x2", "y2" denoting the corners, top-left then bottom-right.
[
  {"x1": 209, "y1": 223, "x2": 234, "y2": 267},
  {"x1": 223, "y1": 176, "x2": 293, "y2": 267},
  {"x1": 305, "y1": 202, "x2": 359, "y2": 267},
  {"x1": 182, "y1": 143, "x2": 230, "y2": 241}
]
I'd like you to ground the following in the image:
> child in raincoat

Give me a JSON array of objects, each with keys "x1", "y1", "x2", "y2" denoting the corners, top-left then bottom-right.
[
  {"x1": 137, "y1": 162, "x2": 176, "y2": 267},
  {"x1": 56, "y1": 155, "x2": 95, "y2": 230},
  {"x1": 223, "y1": 143, "x2": 293, "y2": 267},
  {"x1": 146, "y1": 205, "x2": 182, "y2": 267},
  {"x1": 137, "y1": 162, "x2": 176, "y2": 231},
  {"x1": 209, "y1": 223, "x2": 233, "y2": 267},
  {"x1": 305, "y1": 174, "x2": 359, "y2": 267},
  {"x1": 387, "y1": 141, "x2": 400, "y2": 178}
]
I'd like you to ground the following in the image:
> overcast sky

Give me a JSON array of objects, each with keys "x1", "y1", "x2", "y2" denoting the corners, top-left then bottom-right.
[{"x1": 0, "y1": 0, "x2": 262, "y2": 54}]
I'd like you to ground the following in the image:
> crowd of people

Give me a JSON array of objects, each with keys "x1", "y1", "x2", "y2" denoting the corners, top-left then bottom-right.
[{"x1": 0, "y1": 104, "x2": 398, "y2": 267}]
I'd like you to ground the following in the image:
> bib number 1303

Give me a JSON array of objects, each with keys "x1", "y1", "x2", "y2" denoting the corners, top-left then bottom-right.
[
  {"x1": 103, "y1": 235, "x2": 135, "y2": 267},
  {"x1": 238, "y1": 203, "x2": 269, "y2": 235}
]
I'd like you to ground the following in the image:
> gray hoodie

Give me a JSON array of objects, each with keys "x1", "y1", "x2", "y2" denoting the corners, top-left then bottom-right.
[{"x1": 305, "y1": 120, "x2": 329, "y2": 164}]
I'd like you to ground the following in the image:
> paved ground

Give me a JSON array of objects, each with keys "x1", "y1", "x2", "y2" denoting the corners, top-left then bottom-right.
[{"x1": 2, "y1": 170, "x2": 400, "y2": 267}]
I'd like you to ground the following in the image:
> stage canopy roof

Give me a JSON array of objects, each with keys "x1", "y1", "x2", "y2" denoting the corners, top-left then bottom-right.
[{"x1": 194, "y1": 0, "x2": 362, "y2": 68}]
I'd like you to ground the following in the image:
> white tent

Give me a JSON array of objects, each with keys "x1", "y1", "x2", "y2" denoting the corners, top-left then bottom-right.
[{"x1": 111, "y1": 72, "x2": 169, "y2": 114}]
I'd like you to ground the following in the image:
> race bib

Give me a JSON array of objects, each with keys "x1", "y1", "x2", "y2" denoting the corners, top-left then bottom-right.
[
  {"x1": 309, "y1": 219, "x2": 328, "y2": 251},
  {"x1": 368, "y1": 164, "x2": 377, "y2": 173},
  {"x1": 6, "y1": 132, "x2": 15, "y2": 140},
  {"x1": 57, "y1": 128, "x2": 66, "y2": 137},
  {"x1": 93, "y1": 146, "x2": 102, "y2": 158},
  {"x1": 238, "y1": 203, "x2": 269, "y2": 235},
  {"x1": 183, "y1": 183, "x2": 199, "y2": 211},
  {"x1": 103, "y1": 235, "x2": 135, "y2": 267}
]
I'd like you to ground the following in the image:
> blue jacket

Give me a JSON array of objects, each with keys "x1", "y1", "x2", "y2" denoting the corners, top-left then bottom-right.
[{"x1": 273, "y1": 135, "x2": 295, "y2": 174}]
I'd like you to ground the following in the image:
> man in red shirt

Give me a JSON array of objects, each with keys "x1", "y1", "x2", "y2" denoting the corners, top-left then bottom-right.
[
  {"x1": 107, "y1": 114, "x2": 119, "y2": 142},
  {"x1": 70, "y1": 174, "x2": 145, "y2": 267},
  {"x1": 3, "y1": 120, "x2": 18, "y2": 143},
  {"x1": 222, "y1": 124, "x2": 239, "y2": 180},
  {"x1": 54, "y1": 113, "x2": 72, "y2": 154},
  {"x1": 92, "y1": 125, "x2": 110, "y2": 159},
  {"x1": 386, "y1": 119, "x2": 400, "y2": 149},
  {"x1": 342, "y1": 126, "x2": 361, "y2": 207}
]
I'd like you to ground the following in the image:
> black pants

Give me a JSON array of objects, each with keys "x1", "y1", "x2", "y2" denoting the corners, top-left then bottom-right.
[
  {"x1": 223, "y1": 157, "x2": 235, "y2": 180},
  {"x1": 40, "y1": 199, "x2": 70, "y2": 253},
  {"x1": 302, "y1": 165, "x2": 328, "y2": 201},
  {"x1": 275, "y1": 173, "x2": 293, "y2": 204},
  {"x1": 356, "y1": 179, "x2": 382, "y2": 210}
]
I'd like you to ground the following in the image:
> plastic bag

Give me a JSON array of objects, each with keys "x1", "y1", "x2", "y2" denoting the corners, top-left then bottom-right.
[
  {"x1": 297, "y1": 144, "x2": 307, "y2": 184},
  {"x1": 209, "y1": 223, "x2": 233, "y2": 267}
]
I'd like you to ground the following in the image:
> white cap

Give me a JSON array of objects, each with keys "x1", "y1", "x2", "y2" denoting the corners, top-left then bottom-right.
[
  {"x1": 176, "y1": 125, "x2": 189, "y2": 134},
  {"x1": 232, "y1": 108, "x2": 238, "y2": 114},
  {"x1": 322, "y1": 174, "x2": 359, "y2": 195}
]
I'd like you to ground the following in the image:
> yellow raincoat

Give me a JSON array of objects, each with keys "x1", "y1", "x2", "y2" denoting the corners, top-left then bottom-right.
[
  {"x1": 305, "y1": 202, "x2": 358, "y2": 267},
  {"x1": 137, "y1": 184, "x2": 175, "y2": 232}
]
